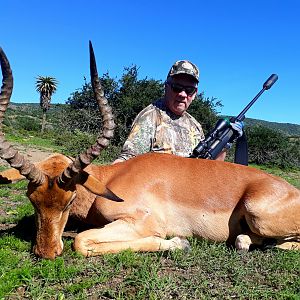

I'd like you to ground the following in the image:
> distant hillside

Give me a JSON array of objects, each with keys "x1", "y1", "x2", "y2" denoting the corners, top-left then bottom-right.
[
  {"x1": 8, "y1": 102, "x2": 300, "y2": 137},
  {"x1": 244, "y1": 118, "x2": 300, "y2": 137}
]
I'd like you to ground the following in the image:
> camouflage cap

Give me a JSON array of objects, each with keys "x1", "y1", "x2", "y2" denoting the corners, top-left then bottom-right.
[{"x1": 167, "y1": 60, "x2": 199, "y2": 82}]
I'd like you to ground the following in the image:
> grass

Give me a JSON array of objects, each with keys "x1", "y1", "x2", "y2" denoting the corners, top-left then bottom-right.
[
  {"x1": 4, "y1": 129, "x2": 63, "y2": 152},
  {"x1": 0, "y1": 235, "x2": 299, "y2": 299},
  {"x1": 0, "y1": 180, "x2": 33, "y2": 224},
  {"x1": 253, "y1": 164, "x2": 300, "y2": 188},
  {"x1": 0, "y1": 167, "x2": 299, "y2": 299}
]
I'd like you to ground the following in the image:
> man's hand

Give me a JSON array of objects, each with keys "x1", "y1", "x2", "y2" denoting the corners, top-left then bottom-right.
[
  {"x1": 230, "y1": 120, "x2": 244, "y2": 137},
  {"x1": 112, "y1": 158, "x2": 125, "y2": 165}
]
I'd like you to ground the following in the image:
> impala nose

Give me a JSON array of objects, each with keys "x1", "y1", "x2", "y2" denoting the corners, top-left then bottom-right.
[{"x1": 33, "y1": 241, "x2": 63, "y2": 260}]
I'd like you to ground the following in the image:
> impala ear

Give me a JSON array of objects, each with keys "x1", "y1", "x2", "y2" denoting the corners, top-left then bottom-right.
[
  {"x1": 81, "y1": 173, "x2": 107, "y2": 195},
  {"x1": 0, "y1": 168, "x2": 26, "y2": 184},
  {"x1": 80, "y1": 171, "x2": 123, "y2": 202}
]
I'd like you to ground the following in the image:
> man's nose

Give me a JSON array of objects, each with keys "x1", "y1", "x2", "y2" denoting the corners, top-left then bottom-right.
[{"x1": 178, "y1": 90, "x2": 187, "y2": 97}]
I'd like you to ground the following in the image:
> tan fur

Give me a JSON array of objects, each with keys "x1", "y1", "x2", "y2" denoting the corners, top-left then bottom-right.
[
  {"x1": 0, "y1": 168, "x2": 25, "y2": 183},
  {"x1": 1, "y1": 152, "x2": 299, "y2": 259}
]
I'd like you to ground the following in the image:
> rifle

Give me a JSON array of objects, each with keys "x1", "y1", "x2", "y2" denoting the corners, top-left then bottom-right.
[{"x1": 190, "y1": 74, "x2": 278, "y2": 164}]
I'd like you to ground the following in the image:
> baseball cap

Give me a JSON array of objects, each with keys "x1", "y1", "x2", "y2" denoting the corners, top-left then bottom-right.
[{"x1": 167, "y1": 60, "x2": 199, "y2": 82}]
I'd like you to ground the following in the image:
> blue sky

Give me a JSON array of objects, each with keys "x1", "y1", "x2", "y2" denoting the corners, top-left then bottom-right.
[{"x1": 1, "y1": 0, "x2": 299, "y2": 124}]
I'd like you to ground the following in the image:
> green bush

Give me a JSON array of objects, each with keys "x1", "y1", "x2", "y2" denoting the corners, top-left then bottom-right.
[
  {"x1": 3, "y1": 116, "x2": 40, "y2": 132},
  {"x1": 16, "y1": 116, "x2": 40, "y2": 132},
  {"x1": 96, "y1": 145, "x2": 122, "y2": 164},
  {"x1": 53, "y1": 129, "x2": 96, "y2": 157},
  {"x1": 246, "y1": 125, "x2": 300, "y2": 169},
  {"x1": 53, "y1": 129, "x2": 121, "y2": 163}
]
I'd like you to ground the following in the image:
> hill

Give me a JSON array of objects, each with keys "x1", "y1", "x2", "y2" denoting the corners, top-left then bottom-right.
[
  {"x1": 7, "y1": 102, "x2": 300, "y2": 137},
  {"x1": 244, "y1": 118, "x2": 300, "y2": 137}
]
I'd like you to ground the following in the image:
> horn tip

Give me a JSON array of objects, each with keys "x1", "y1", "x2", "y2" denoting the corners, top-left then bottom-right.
[{"x1": 89, "y1": 41, "x2": 98, "y2": 78}]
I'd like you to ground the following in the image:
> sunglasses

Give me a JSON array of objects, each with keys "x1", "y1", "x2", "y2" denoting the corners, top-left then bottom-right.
[{"x1": 168, "y1": 83, "x2": 197, "y2": 96}]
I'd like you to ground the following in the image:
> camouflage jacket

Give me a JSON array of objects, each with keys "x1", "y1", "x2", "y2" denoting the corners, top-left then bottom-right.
[{"x1": 117, "y1": 99, "x2": 205, "y2": 161}]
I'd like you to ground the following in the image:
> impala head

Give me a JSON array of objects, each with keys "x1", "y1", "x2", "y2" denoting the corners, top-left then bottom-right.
[{"x1": 0, "y1": 42, "x2": 115, "y2": 259}]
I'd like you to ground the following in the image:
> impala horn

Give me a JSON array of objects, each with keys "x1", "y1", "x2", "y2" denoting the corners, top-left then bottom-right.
[
  {"x1": 58, "y1": 41, "x2": 115, "y2": 186},
  {"x1": 0, "y1": 47, "x2": 45, "y2": 184}
]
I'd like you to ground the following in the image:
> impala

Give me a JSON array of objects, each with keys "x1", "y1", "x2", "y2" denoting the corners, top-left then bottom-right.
[{"x1": 0, "y1": 44, "x2": 299, "y2": 259}]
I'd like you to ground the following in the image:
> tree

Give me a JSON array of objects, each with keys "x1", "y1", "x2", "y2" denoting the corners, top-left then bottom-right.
[
  {"x1": 66, "y1": 65, "x2": 164, "y2": 143},
  {"x1": 35, "y1": 76, "x2": 58, "y2": 133},
  {"x1": 113, "y1": 65, "x2": 164, "y2": 142},
  {"x1": 188, "y1": 93, "x2": 223, "y2": 133}
]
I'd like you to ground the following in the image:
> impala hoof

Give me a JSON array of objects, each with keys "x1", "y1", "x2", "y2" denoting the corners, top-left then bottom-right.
[
  {"x1": 169, "y1": 237, "x2": 191, "y2": 252},
  {"x1": 235, "y1": 234, "x2": 251, "y2": 251}
]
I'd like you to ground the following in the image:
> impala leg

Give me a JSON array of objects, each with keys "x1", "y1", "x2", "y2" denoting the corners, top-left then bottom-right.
[
  {"x1": 240, "y1": 182, "x2": 300, "y2": 251},
  {"x1": 73, "y1": 219, "x2": 190, "y2": 257},
  {"x1": 275, "y1": 240, "x2": 300, "y2": 250},
  {"x1": 0, "y1": 168, "x2": 25, "y2": 183},
  {"x1": 235, "y1": 233, "x2": 300, "y2": 251}
]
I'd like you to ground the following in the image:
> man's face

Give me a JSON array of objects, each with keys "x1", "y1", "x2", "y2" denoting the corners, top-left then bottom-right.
[{"x1": 165, "y1": 74, "x2": 198, "y2": 116}]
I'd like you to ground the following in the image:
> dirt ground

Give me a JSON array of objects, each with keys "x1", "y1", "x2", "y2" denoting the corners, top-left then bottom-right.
[{"x1": 0, "y1": 143, "x2": 53, "y2": 166}]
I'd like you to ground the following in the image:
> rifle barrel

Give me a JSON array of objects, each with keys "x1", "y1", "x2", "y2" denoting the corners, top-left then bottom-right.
[
  {"x1": 235, "y1": 74, "x2": 278, "y2": 121},
  {"x1": 235, "y1": 88, "x2": 265, "y2": 121}
]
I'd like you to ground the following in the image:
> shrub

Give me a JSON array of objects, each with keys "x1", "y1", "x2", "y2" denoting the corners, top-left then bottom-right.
[
  {"x1": 246, "y1": 125, "x2": 300, "y2": 169},
  {"x1": 3, "y1": 116, "x2": 40, "y2": 132},
  {"x1": 52, "y1": 129, "x2": 120, "y2": 163},
  {"x1": 54, "y1": 129, "x2": 96, "y2": 157}
]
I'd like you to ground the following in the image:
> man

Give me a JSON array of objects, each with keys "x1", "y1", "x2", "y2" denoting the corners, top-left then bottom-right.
[{"x1": 113, "y1": 60, "x2": 242, "y2": 163}]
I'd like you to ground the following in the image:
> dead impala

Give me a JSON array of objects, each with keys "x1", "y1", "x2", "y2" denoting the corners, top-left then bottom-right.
[{"x1": 0, "y1": 44, "x2": 299, "y2": 260}]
